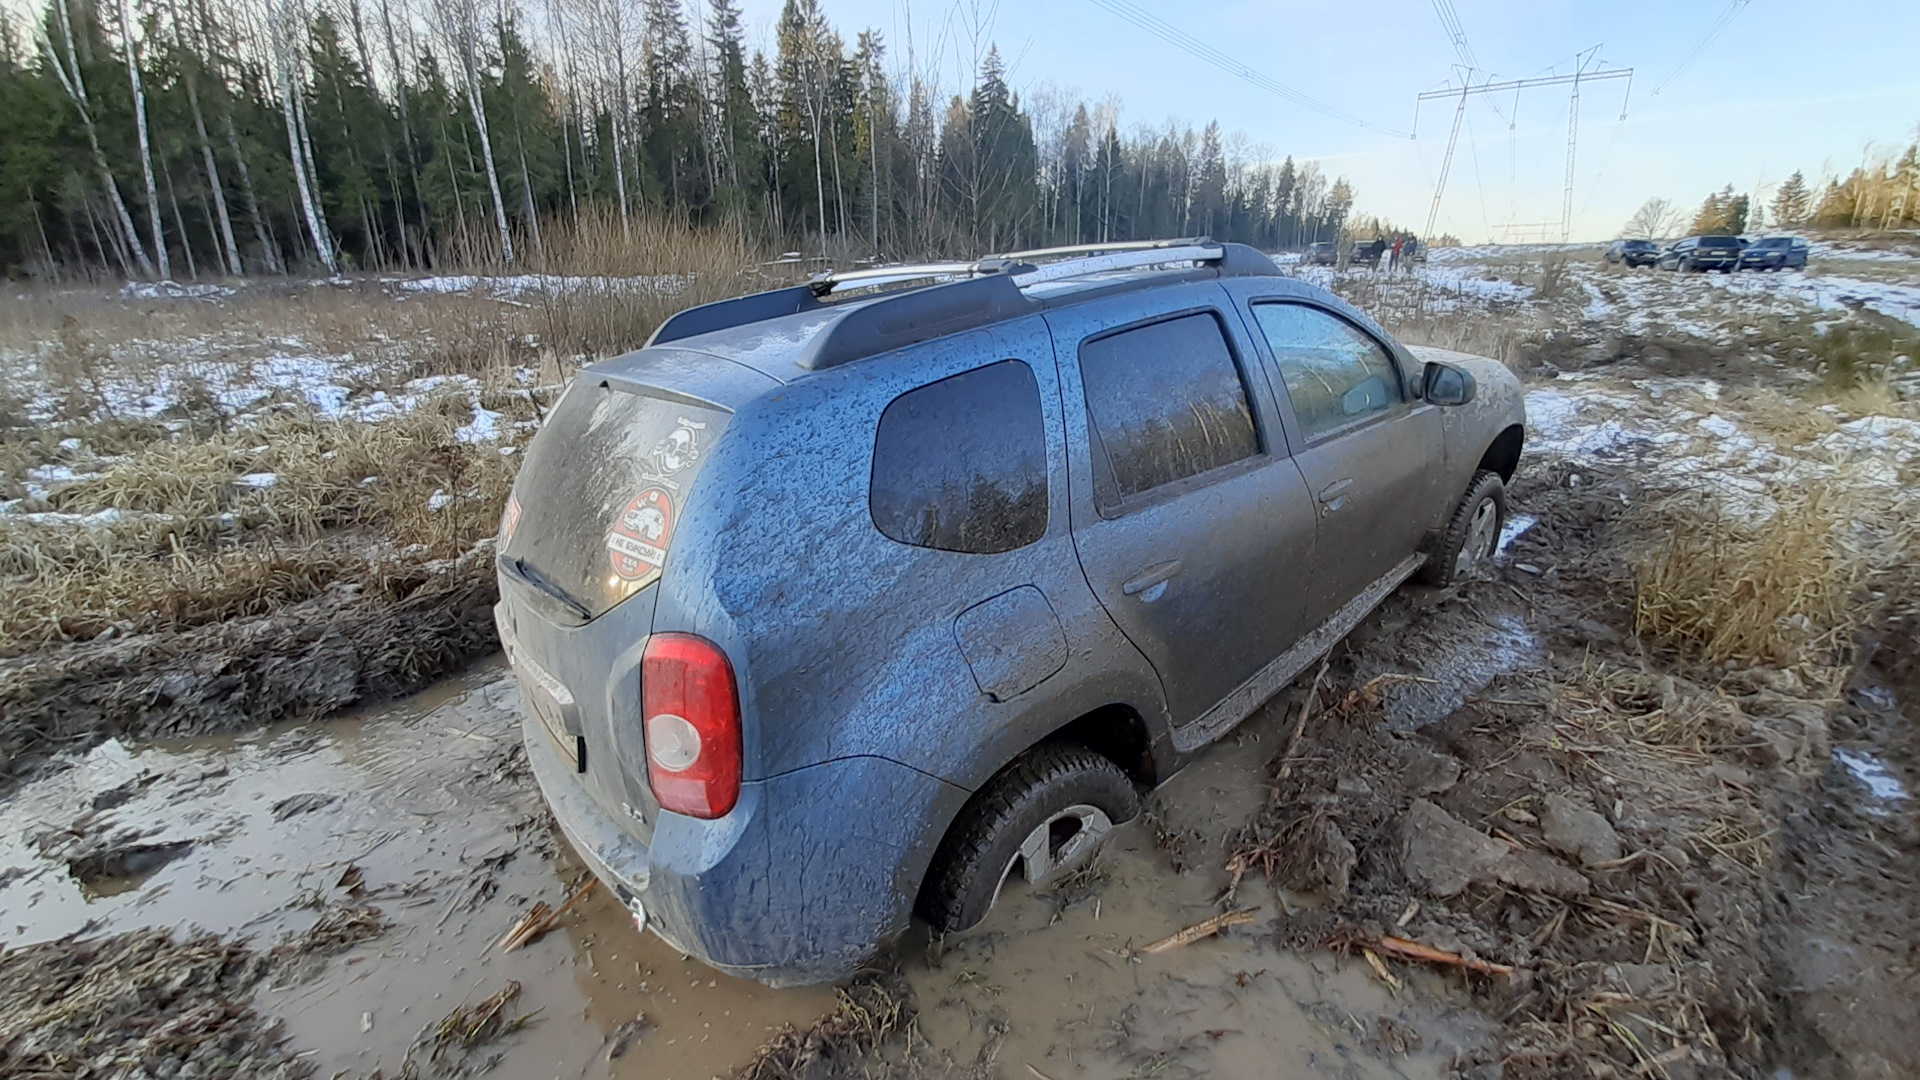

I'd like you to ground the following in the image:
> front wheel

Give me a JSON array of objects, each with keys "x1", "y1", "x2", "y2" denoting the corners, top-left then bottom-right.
[
  {"x1": 918, "y1": 743, "x2": 1139, "y2": 933},
  {"x1": 1419, "y1": 470, "x2": 1507, "y2": 587}
]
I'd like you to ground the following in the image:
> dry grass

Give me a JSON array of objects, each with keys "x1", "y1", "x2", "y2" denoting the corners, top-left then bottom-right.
[
  {"x1": 520, "y1": 207, "x2": 790, "y2": 361},
  {"x1": 0, "y1": 403, "x2": 521, "y2": 654},
  {"x1": 1633, "y1": 486, "x2": 1862, "y2": 667},
  {"x1": 737, "y1": 980, "x2": 909, "y2": 1080}
]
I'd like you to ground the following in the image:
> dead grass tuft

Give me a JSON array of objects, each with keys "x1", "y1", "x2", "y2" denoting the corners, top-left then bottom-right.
[
  {"x1": 1633, "y1": 486, "x2": 1862, "y2": 667},
  {"x1": 737, "y1": 980, "x2": 909, "y2": 1080}
]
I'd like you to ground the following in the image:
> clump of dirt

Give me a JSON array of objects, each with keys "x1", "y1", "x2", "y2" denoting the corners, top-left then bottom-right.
[
  {"x1": 737, "y1": 977, "x2": 912, "y2": 1080},
  {"x1": 1226, "y1": 457, "x2": 1858, "y2": 1079},
  {"x1": 0, "y1": 548, "x2": 499, "y2": 792},
  {"x1": 0, "y1": 929, "x2": 306, "y2": 1080}
]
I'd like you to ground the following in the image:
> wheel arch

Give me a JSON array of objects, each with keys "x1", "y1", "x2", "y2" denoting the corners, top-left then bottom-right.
[{"x1": 1477, "y1": 424, "x2": 1525, "y2": 483}]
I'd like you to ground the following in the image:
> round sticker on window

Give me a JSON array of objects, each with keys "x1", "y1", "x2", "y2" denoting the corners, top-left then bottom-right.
[{"x1": 607, "y1": 488, "x2": 675, "y2": 582}]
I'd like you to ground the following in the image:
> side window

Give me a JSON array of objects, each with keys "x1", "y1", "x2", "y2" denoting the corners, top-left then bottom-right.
[
  {"x1": 870, "y1": 360, "x2": 1048, "y2": 554},
  {"x1": 1248, "y1": 303, "x2": 1403, "y2": 441},
  {"x1": 1078, "y1": 311, "x2": 1261, "y2": 513}
]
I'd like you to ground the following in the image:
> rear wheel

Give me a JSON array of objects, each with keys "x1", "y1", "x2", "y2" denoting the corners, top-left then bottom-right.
[
  {"x1": 918, "y1": 743, "x2": 1139, "y2": 933},
  {"x1": 1419, "y1": 470, "x2": 1507, "y2": 587}
]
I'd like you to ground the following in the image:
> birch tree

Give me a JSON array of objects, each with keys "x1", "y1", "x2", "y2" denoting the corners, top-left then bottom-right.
[
  {"x1": 37, "y1": 0, "x2": 155, "y2": 276},
  {"x1": 432, "y1": 0, "x2": 513, "y2": 263},
  {"x1": 116, "y1": 0, "x2": 169, "y2": 277},
  {"x1": 265, "y1": 0, "x2": 336, "y2": 271}
]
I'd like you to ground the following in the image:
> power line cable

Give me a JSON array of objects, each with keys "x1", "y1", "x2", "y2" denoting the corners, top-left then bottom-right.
[
  {"x1": 1652, "y1": 0, "x2": 1751, "y2": 95},
  {"x1": 1078, "y1": 0, "x2": 1411, "y2": 137}
]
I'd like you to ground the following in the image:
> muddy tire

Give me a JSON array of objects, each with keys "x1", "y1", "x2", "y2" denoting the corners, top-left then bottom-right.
[
  {"x1": 1420, "y1": 469, "x2": 1507, "y2": 587},
  {"x1": 918, "y1": 743, "x2": 1139, "y2": 933}
]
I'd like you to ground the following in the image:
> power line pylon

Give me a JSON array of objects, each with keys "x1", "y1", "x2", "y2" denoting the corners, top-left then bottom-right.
[{"x1": 1416, "y1": 56, "x2": 1632, "y2": 243}]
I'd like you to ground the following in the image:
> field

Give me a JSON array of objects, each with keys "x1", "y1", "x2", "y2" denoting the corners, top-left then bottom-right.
[{"x1": 3, "y1": 233, "x2": 1920, "y2": 1080}]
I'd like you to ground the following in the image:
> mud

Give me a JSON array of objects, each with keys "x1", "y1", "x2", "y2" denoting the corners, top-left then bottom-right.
[
  {"x1": 4, "y1": 367, "x2": 1919, "y2": 1079},
  {"x1": 0, "y1": 550, "x2": 499, "y2": 792}
]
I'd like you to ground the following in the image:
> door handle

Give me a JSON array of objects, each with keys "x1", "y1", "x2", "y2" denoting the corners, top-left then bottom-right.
[
  {"x1": 1317, "y1": 477, "x2": 1355, "y2": 502},
  {"x1": 1121, "y1": 560, "x2": 1182, "y2": 598}
]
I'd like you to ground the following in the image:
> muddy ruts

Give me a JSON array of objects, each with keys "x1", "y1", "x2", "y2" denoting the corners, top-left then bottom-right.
[{"x1": 0, "y1": 554, "x2": 499, "y2": 788}]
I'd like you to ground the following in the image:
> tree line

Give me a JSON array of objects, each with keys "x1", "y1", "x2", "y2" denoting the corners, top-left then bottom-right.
[
  {"x1": 0, "y1": 0, "x2": 1359, "y2": 280},
  {"x1": 1620, "y1": 133, "x2": 1920, "y2": 240}
]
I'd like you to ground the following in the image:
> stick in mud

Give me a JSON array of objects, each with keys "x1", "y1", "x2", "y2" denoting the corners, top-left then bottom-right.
[
  {"x1": 1140, "y1": 908, "x2": 1260, "y2": 954},
  {"x1": 1273, "y1": 653, "x2": 1333, "y2": 781},
  {"x1": 497, "y1": 878, "x2": 596, "y2": 953},
  {"x1": 1374, "y1": 934, "x2": 1516, "y2": 977}
]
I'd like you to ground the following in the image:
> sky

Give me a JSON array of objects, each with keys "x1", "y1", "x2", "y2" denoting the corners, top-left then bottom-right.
[{"x1": 731, "y1": 0, "x2": 1920, "y2": 242}]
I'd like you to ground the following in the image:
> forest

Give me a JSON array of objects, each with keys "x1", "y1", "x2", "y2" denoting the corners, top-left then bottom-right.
[{"x1": 0, "y1": 0, "x2": 1359, "y2": 279}]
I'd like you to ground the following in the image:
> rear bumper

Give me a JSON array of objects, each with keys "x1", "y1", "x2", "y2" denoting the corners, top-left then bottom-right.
[{"x1": 520, "y1": 697, "x2": 964, "y2": 986}]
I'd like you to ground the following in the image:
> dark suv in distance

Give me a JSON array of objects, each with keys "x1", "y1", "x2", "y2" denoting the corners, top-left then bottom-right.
[
  {"x1": 1307, "y1": 241, "x2": 1337, "y2": 266},
  {"x1": 495, "y1": 239, "x2": 1527, "y2": 986},
  {"x1": 1737, "y1": 236, "x2": 1809, "y2": 271},
  {"x1": 1658, "y1": 235, "x2": 1742, "y2": 272},
  {"x1": 1604, "y1": 239, "x2": 1661, "y2": 268}
]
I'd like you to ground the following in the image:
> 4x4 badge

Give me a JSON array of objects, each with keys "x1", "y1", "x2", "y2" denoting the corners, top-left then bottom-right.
[{"x1": 607, "y1": 487, "x2": 674, "y2": 582}]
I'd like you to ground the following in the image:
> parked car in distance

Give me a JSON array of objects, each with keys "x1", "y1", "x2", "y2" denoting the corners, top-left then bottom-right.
[
  {"x1": 1403, "y1": 238, "x2": 1428, "y2": 263},
  {"x1": 1604, "y1": 239, "x2": 1661, "y2": 268},
  {"x1": 1737, "y1": 236, "x2": 1809, "y2": 271},
  {"x1": 1349, "y1": 239, "x2": 1386, "y2": 268},
  {"x1": 496, "y1": 239, "x2": 1528, "y2": 987},
  {"x1": 1307, "y1": 241, "x2": 1337, "y2": 266},
  {"x1": 1657, "y1": 235, "x2": 1742, "y2": 272}
]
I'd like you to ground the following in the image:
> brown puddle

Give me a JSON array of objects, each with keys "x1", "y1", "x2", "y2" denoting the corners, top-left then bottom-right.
[{"x1": 0, "y1": 657, "x2": 1491, "y2": 1078}]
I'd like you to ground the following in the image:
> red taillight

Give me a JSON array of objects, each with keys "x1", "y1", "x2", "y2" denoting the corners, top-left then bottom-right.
[{"x1": 641, "y1": 633, "x2": 741, "y2": 819}]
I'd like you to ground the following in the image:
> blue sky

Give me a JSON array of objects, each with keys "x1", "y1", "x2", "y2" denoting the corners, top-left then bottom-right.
[{"x1": 733, "y1": 0, "x2": 1920, "y2": 241}]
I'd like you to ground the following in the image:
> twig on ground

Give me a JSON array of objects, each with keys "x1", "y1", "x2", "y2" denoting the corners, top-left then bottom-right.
[
  {"x1": 1375, "y1": 934, "x2": 1517, "y2": 977},
  {"x1": 1140, "y1": 908, "x2": 1260, "y2": 954},
  {"x1": 1275, "y1": 654, "x2": 1333, "y2": 780},
  {"x1": 497, "y1": 878, "x2": 596, "y2": 952}
]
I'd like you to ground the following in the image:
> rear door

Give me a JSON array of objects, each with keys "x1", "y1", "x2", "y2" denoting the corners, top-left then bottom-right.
[
  {"x1": 1232, "y1": 292, "x2": 1443, "y2": 627},
  {"x1": 1048, "y1": 282, "x2": 1319, "y2": 736}
]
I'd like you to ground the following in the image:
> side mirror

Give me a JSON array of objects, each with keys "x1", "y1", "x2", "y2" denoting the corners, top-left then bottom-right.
[{"x1": 1423, "y1": 362, "x2": 1476, "y2": 406}]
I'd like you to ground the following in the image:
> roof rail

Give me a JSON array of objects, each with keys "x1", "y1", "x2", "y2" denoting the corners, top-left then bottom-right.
[
  {"x1": 650, "y1": 240, "x2": 1280, "y2": 360},
  {"x1": 806, "y1": 262, "x2": 976, "y2": 297},
  {"x1": 997, "y1": 237, "x2": 1213, "y2": 263},
  {"x1": 1009, "y1": 244, "x2": 1222, "y2": 286}
]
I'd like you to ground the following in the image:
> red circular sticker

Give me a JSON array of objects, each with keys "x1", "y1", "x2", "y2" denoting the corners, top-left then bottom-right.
[{"x1": 607, "y1": 488, "x2": 675, "y2": 582}]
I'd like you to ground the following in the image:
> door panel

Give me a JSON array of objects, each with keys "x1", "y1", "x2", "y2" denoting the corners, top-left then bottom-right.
[
  {"x1": 1048, "y1": 283, "x2": 1320, "y2": 730},
  {"x1": 1238, "y1": 297, "x2": 1442, "y2": 625}
]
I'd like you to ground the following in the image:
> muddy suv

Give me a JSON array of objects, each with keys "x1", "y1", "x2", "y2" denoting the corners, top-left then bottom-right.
[{"x1": 495, "y1": 240, "x2": 1527, "y2": 986}]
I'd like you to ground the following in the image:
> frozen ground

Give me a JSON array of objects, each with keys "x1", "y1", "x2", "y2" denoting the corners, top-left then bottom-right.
[{"x1": 5, "y1": 244, "x2": 1920, "y2": 1078}]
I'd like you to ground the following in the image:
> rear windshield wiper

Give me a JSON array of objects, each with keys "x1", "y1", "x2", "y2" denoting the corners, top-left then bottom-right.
[{"x1": 504, "y1": 556, "x2": 594, "y2": 622}]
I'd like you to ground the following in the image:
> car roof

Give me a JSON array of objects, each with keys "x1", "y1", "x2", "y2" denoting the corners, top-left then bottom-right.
[{"x1": 613, "y1": 242, "x2": 1301, "y2": 385}]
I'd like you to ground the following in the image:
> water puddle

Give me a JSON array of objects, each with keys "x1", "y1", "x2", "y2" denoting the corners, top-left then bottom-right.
[
  {"x1": 900, "y1": 698, "x2": 1491, "y2": 1077},
  {"x1": 0, "y1": 657, "x2": 1491, "y2": 1078},
  {"x1": 1360, "y1": 608, "x2": 1544, "y2": 731},
  {"x1": 1495, "y1": 513, "x2": 1537, "y2": 557}
]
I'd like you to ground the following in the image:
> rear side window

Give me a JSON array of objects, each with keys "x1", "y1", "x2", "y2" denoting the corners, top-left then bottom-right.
[
  {"x1": 870, "y1": 360, "x2": 1048, "y2": 554},
  {"x1": 1250, "y1": 303, "x2": 1402, "y2": 440},
  {"x1": 1078, "y1": 312, "x2": 1261, "y2": 513}
]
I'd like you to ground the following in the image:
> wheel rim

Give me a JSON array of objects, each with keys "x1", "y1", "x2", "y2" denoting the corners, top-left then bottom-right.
[
  {"x1": 997, "y1": 804, "x2": 1114, "y2": 899},
  {"x1": 1455, "y1": 497, "x2": 1500, "y2": 577}
]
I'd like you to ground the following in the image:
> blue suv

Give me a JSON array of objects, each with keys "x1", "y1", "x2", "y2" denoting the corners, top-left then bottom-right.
[
  {"x1": 1737, "y1": 236, "x2": 1809, "y2": 271},
  {"x1": 495, "y1": 240, "x2": 1528, "y2": 985}
]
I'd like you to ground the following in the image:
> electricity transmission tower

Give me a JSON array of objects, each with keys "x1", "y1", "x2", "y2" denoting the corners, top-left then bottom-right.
[{"x1": 1416, "y1": 52, "x2": 1632, "y2": 243}]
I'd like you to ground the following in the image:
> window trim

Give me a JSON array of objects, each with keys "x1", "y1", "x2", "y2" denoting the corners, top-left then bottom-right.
[
  {"x1": 1076, "y1": 306, "x2": 1272, "y2": 520},
  {"x1": 1247, "y1": 299, "x2": 1411, "y2": 447},
  {"x1": 867, "y1": 357, "x2": 1050, "y2": 555}
]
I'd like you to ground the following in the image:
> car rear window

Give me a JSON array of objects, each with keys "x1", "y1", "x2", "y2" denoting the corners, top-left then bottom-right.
[
  {"x1": 1699, "y1": 237, "x2": 1740, "y2": 248},
  {"x1": 500, "y1": 378, "x2": 728, "y2": 619},
  {"x1": 869, "y1": 360, "x2": 1048, "y2": 554},
  {"x1": 1078, "y1": 312, "x2": 1261, "y2": 513}
]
